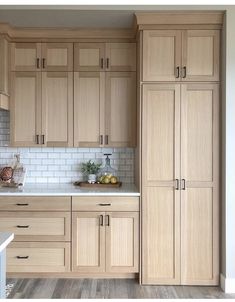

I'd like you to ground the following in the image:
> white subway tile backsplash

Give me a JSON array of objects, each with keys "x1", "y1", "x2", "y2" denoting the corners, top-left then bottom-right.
[{"x1": 0, "y1": 110, "x2": 135, "y2": 184}]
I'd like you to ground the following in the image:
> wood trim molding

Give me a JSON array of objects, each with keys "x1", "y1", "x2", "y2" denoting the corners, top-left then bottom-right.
[
  {"x1": 135, "y1": 11, "x2": 225, "y2": 28},
  {"x1": 0, "y1": 23, "x2": 135, "y2": 40}
]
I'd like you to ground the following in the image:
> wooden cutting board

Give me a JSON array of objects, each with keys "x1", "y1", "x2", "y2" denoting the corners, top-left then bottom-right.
[{"x1": 74, "y1": 181, "x2": 122, "y2": 188}]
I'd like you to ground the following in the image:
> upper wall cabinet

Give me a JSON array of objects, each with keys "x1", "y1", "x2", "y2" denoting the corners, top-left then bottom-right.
[
  {"x1": 143, "y1": 30, "x2": 220, "y2": 82},
  {"x1": 0, "y1": 37, "x2": 9, "y2": 110},
  {"x1": 11, "y1": 42, "x2": 73, "y2": 71},
  {"x1": 74, "y1": 43, "x2": 136, "y2": 72}
]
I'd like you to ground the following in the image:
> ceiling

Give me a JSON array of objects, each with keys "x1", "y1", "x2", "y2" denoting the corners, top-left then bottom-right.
[{"x1": 0, "y1": 5, "x2": 228, "y2": 28}]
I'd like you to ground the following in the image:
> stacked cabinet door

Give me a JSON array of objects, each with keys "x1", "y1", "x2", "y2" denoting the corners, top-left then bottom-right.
[{"x1": 142, "y1": 83, "x2": 219, "y2": 285}]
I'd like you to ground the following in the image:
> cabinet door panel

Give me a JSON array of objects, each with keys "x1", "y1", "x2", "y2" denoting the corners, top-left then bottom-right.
[
  {"x1": 42, "y1": 72, "x2": 73, "y2": 147},
  {"x1": 142, "y1": 187, "x2": 180, "y2": 284},
  {"x1": 10, "y1": 72, "x2": 41, "y2": 146},
  {"x1": 74, "y1": 43, "x2": 105, "y2": 71},
  {"x1": 105, "y1": 72, "x2": 136, "y2": 147},
  {"x1": 105, "y1": 43, "x2": 136, "y2": 71},
  {"x1": 42, "y1": 43, "x2": 73, "y2": 71},
  {"x1": 142, "y1": 84, "x2": 180, "y2": 186},
  {"x1": 74, "y1": 72, "x2": 105, "y2": 147},
  {"x1": 106, "y1": 212, "x2": 139, "y2": 273},
  {"x1": 143, "y1": 30, "x2": 181, "y2": 81},
  {"x1": 181, "y1": 84, "x2": 219, "y2": 285},
  {"x1": 72, "y1": 212, "x2": 105, "y2": 272},
  {"x1": 0, "y1": 38, "x2": 9, "y2": 96},
  {"x1": 11, "y1": 43, "x2": 41, "y2": 71},
  {"x1": 182, "y1": 30, "x2": 220, "y2": 81}
]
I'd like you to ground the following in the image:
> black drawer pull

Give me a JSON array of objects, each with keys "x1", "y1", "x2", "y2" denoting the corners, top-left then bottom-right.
[
  {"x1": 16, "y1": 256, "x2": 29, "y2": 259},
  {"x1": 99, "y1": 203, "x2": 111, "y2": 206},
  {"x1": 17, "y1": 225, "x2": 29, "y2": 228},
  {"x1": 16, "y1": 203, "x2": 29, "y2": 206}
]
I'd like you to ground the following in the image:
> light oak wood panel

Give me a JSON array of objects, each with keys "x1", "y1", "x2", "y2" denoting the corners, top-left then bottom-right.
[
  {"x1": 0, "y1": 212, "x2": 71, "y2": 241},
  {"x1": 142, "y1": 84, "x2": 180, "y2": 186},
  {"x1": 41, "y1": 72, "x2": 73, "y2": 147},
  {"x1": 72, "y1": 196, "x2": 139, "y2": 212},
  {"x1": 142, "y1": 187, "x2": 180, "y2": 284},
  {"x1": 105, "y1": 72, "x2": 136, "y2": 147},
  {"x1": 10, "y1": 71, "x2": 41, "y2": 147},
  {"x1": 11, "y1": 43, "x2": 41, "y2": 71},
  {"x1": 142, "y1": 30, "x2": 181, "y2": 81},
  {"x1": 106, "y1": 212, "x2": 139, "y2": 273},
  {"x1": 0, "y1": 37, "x2": 9, "y2": 96},
  {"x1": 182, "y1": 30, "x2": 220, "y2": 81},
  {"x1": 7, "y1": 242, "x2": 70, "y2": 273},
  {"x1": 105, "y1": 43, "x2": 136, "y2": 71},
  {"x1": 74, "y1": 72, "x2": 105, "y2": 147},
  {"x1": 72, "y1": 212, "x2": 105, "y2": 273},
  {"x1": 42, "y1": 43, "x2": 73, "y2": 71},
  {"x1": 0, "y1": 94, "x2": 9, "y2": 110},
  {"x1": 74, "y1": 43, "x2": 105, "y2": 71}
]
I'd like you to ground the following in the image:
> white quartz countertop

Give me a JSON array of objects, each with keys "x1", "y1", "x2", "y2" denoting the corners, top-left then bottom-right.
[
  {"x1": 0, "y1": 183, "x2": 140, "y2": 196},
  {"x1": 0, "y1": 233, "x2": 14, "y2": 253}
]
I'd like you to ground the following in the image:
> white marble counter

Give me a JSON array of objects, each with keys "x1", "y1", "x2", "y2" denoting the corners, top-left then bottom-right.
[
  {"x1": 0, "y1": 183, "x2": 140, "y2": 197},
  {"x1": 0, "y1": 233, "x2": 14, "y2": 253}
]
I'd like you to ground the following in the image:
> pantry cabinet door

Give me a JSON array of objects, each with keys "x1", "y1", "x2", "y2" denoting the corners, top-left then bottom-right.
[
  {"x1": 181, "y1": 84, "x2": 219, "y2": 285},
  {"x1": 106, "y1": 212, "x2": 139, "y2": 273},
  {"x1": 105, "y1": 72, "x2": 136, "y2": 147},
  {"x1": 41, "y1": 43, "x2": 73, "y2": 71},
  {"x1": 10, "y1": 72, "x2": 42, "y2": 147},
  {"x1": 142, "y1": 30, "x2": 181, "y2": 81},
  {"x1": 105, "y1": 43, "x2": 136, "y2": 71},
  {"x1": 72, "y1": 212, "x2": 105, "y2": 273},
  {"x1": 11, "y1": 43, "x2": 41, "y2": 71},
  {"x1": 41, "y1": 72, "x2": 73, "y2": 147},
  {"x1": 74, "y1": 43, "x2": 105, "y2": 71},
  {"x1": 182, "y1": 30, "x2": 220, "y2": 81},
  {"x1": 74, "y1": 72, "x2": 105, "y2": 147}
]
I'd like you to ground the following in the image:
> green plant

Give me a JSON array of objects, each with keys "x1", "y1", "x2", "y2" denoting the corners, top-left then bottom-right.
[{"x1": 81, "y1": 160, "x2": 102, "y2": 175}]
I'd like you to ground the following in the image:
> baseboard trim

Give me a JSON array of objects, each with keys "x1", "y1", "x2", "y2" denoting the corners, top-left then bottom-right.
[{"x1": 220, "y1": 274, "x2": 235, "y2": 293}]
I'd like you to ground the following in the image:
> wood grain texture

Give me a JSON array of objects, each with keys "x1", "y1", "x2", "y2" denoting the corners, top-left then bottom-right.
[
  {"x1": 142, "y1": 30, "x2": 181, "y2": 82},
  {"x1": 73, "y1": 72, "x2": 105, "y2": 147},
  {"x1": 0, "y1": 196, "x2": 71, "y2": 211},
  {"x1": 0, "y1": 37, "x2": 9, "y2": 96}
]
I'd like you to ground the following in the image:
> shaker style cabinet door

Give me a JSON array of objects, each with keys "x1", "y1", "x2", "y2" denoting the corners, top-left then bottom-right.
[
  {"x1": 180, "y1": 83, "x2": 219, "y2": 285},
  {"x1": 10, "y1": 72, "x2": 42, "y2": 147},
  {"x1": 105, "y1": 212, "x2": 139, "y2": 273},
  {"x1": 105, "y1": 43, "x2": 136, "y2": 71},
  {"x1": 142, "y1": 84, "x2": 181, "y2": 285},
  {"x1": 74, "y1": 43, "x2": 105, "y2": 72},
  {"x1": 182, "y1": 30, "x2": 220, "y2": 81},
  {"x1": 72, "y1": 212, "x2": 106, "y2": 273},
  {"x1": 41, "y1": 72, "x2": 73, "y2": 147},
  {"x1": 41, "y1": 43, "x2": 73, "y2": 71},
  {"x1": 142, "y1": 30, "x2": 181, "y2": 82},
  {"x1": 11, "y1": 43, "x2": 41, "y2": 71},
  {"x1": 105, "y1": 72, "x2": 136, "y2": 147},
  {"x1": 74, "y1": 72, "x2": 105, "y2": 147}
]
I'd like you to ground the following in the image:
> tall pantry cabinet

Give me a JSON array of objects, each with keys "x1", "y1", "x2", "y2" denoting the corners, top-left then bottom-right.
[{"x1": 140, "y1": 27, "x2": 220, "y2": 285}]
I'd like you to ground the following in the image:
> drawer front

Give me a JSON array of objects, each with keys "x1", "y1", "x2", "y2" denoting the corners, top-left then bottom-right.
[
  {"x1": 7, "y1": 242, "x2": 70, "y2": 272},
  {"x1": 0, "y1": 212, "x2": 71, "y2": 241},
  {"x1": 72, "y1": 196, "x2": 139, "y2": 212},
  {"x1": 0, "y1": 196, "x2": 71, "y2": 211}
]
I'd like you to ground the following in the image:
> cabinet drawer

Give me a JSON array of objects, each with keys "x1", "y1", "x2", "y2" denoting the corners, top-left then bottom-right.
[
  {"x1": 0, "y1": 196, "x2": 71, "y2": 211},
  {"x1": 72, "y1": 196, "x2": 139, "y2": 212},
  {"x1": 0, "y1": 212, "x2": 71, "y2": 241},
  {"x1": 7, "y1": 242, "x2": 70, "y2": 272}
]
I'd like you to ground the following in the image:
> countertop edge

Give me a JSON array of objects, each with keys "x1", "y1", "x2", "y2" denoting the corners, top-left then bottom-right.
[{"x1": 0, "y1": 233, "x2": 14, "y2": 253}]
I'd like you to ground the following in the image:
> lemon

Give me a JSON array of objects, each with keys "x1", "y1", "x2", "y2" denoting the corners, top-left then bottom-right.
[
  {"x1": 110, "y1": 176, "x2": 118, "y2": 184},
  {"x1": 104, "y1": 177, "x2": 111, "y2": 184}
]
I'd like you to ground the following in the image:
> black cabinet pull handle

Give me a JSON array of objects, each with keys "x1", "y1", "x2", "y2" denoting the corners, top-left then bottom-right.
[
  {"x1": 175, "y1": 179, "x2": 179, "y2": 190},
  {"x1": 99, "y1": 215, "x2": 104, "y2": 226},
  {"x1": 106, "y1": 215, "x2": 110, "y2": 226},
  {"x1": 99, "y1": 203, "x2": 111, "y2": 206},
  {"x1": 36, "y1": 58, "x2": 40, "y2": 69},
  {"x1": 100, "y1": 135, "x2": 103, "y2": 145},
  {"x1": 105, "y1": 135, "x2": 108, "y2": 145},
  {"x1": 101, "y1": 58, "x2": 104, "y2": 69},
  {"x1": 16, "y1": 256, "x2": 29, "y2": 259},
  {"x1": 41, "y1": 135, "x2": 45, "y2": 145},
  {"x1": 106, "y1": 58, "x2": 109, "y2": 69},
  {"x1": 176, "y1": 66, "x2": 180, "y2": 78},
  {"x1": 183, "y1": 66, "x2": 187, "y2": 78},
  {"x1": 16, "y1": 203, "x2": 29, "y2": 206},
  {"x1": 182, "y1": 179, "x2": 186, "y2": 190},
  {"x1": 36, "y1": 134, "x2": 40, "y2": 144},
  {"x1": 17, "y1": 225, "x2": 29, "y2": 228},
  {"x1": 42, "y1": 58, "x2": 46, "y2": 69}
]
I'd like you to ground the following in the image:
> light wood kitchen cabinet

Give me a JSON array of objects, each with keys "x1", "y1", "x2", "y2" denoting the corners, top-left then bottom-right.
[
  {"x1": 74, "y1": 42, "x2": 136, "y2": 72},
  {"x1": 143, "y1": 29, "x2": 219, "y2": 82},
  {"x1": 74, "y1": 71, "x2": 136, "y2": 147},
  {"x1": 0, "y1": 37, "x2": 9, "y2": 110},
  {"x1": 10, "y1": 71, "x2": 41, "y2": 147},
  {"x1": 42, "y1": 72, "x2": 73, "y2": 147},
  {"x1": 142, "y1": 83, "x2": 219, "y2": 285},
  {"x1": 11, "y1": 42, "x2": 73, "y2": 71},
  {"x1": 10, "y1": 71, "x2": 73, "y2": 147}
]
